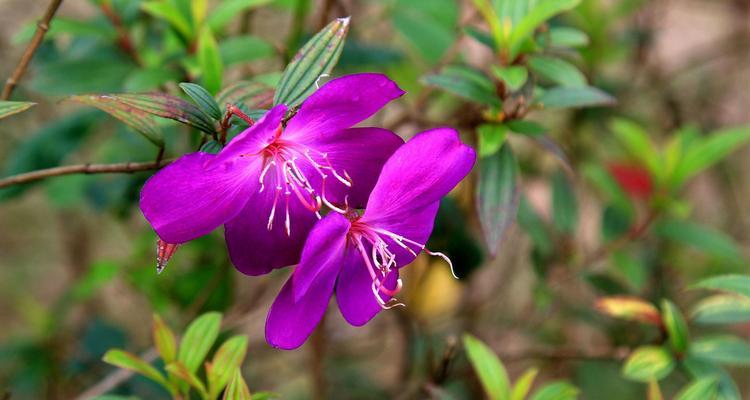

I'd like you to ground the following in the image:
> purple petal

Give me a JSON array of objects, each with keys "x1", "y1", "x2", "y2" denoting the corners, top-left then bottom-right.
[
  {"x1": 140, "y1": 152, "x2": 259, "y2": 243},
  {"x1": 265, "y1": 264, "x2": 338, "y2": 350},
  {"x1": 224, "y1": 186, "x2": 318, "y2": 276},
  {"x1": 292, "y1": 212, "x2": 350, "y2": 301},
  {"x1": 336, "y1": 247, "x2": 399, "y2": 326},
  {"x1": 283, "y1": 73, "x2": 404, "y2": 142},
  {"x1": 307, "y1": 127, "x2": 403, "y2": 208},
  {"x1": 212, "y1": 104, "x2": 286, "y2": 164},
  {"x1": 362, "y1": 128, "x2": 476, "y2": 224}
]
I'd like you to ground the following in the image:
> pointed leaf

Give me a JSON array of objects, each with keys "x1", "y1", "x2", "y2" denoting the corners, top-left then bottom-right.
[
  {"x1": 153, "y1": 314, "x2": 177, "y2": 364},
  {"x1": 180, "y1": 82, "x2": 221, "y2": 120},
  {"x1": 207, "y1": 335, "x2": 249, "y2": 398},
  {"x1": 528, "y1": 56, "x2": 586, "y2": 87},
  {"x1": 463, "y1": 334, "x2": 510, "y2": 400},
  {"x1": 166, "y1": 361, "x2": 208, "y2": 398},
  {"x1": 547, "y1": 27, "x2": 589, "y2": 47},
  {"x1": 198, "y1": 27, "x2": 223, "y2": 95},
  {"x1": 508, "y1": 0, "x2": 581, "y2": 58},
  {"x1": 661, "y1": 300, "x2": 689, "y2": 353},
  {"x1": 491, "y1": 65, "x2": 528, "y2": 91},
  {"x1": 68, "y1": 95, "x2": 163, "y2": 146},
  {"x1": 0, "y1": 101, "x2": 35, "y2": 120},
  {"x1": 692, "y1": 294, "x2": 750, "y2": 325},
  {"x1": 477, "y1": 123, "x2": 509, "y2": 157},
  {"x1": 537, "y1": 86, "x2": 615, "y2": 109},
  {"x1": 178, "y1": 312, "x2": 222, "y2": 374},
  {"x1": 653, "y1": 220, "x2": 742, "y2": 262},
  {"x1": 551, "y1": 170, "x2": 578, "y2": 234},
  {"x1": 673, "y1": 126, "x2": 750, "y2": 185},
  {"x1": 423, "y1": 65, "x2": 500, "y2": 107},
  {"x1": 207, "y1": 0, "x2": 273, "y2": 31},
  {"x1": 595, "y1": 296, "x2": 661, "y2": 325},
  {"x1": 102, "y1": 350, "x2": 170, "y2": 389},
  {"x1": 274, "y1": 17, "x2": 350, "y2": 107},
  {"x1": 142, "y1": 1, "x2": 193, "y2": 39},
  {"x1": 691, "y1": 336, "x2": 750, "y2": 366},
  {"x1": 692, "y1": 274, "x2": 750, "y2": 299},
  {"x1": 216, "y1": 80, "x2": 274, "y2": 110},
  {"x1": 477, "y1": 144, "x2": 519, "y2": 256},
  {"x1": 622, "y1": 346, "x2": 674, "y2": 382},
  {"x1": 611, "y1": 118, "x2": 660, "y2": 176},
  {"x1": 511, "y1": 367, "x2": 539, "y2": 400},
  {"x1": 224, "y1": 370, "x2": 252, "y2": 400},
  {"x1": 675, "y1": 377, "x2": 719, "y2": 400}
]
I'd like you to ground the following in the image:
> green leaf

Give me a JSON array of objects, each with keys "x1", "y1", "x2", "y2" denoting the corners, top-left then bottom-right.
[
  {"x1": 692, "y1": 274, "x2": 750, "y2": 299},
  {"x1": 69, "y1": 261, "x2": 118, "y2": 301},
  {"x1": 536, "y1": 86, "x2": 615, "y2": 109},
  {"x1": 491, "y1": 65, "x2": 528, "y2": 91},
  {"x1": 30, "y1": 55, "x2": 134, "y2": 96},
  {"x1": 13, "y1": 17, "x2": 117, "y2": 44},
  {"x1": 165, "y1": 361, "x2": 208, "y2": 398},
  {"x1": 528, "y1": 56, "x2": 587, "y2": 87},
  {"x1": 207, "y1": 335, "x2": 249, "y2": 399},
  {"x1": 216, "y1": 80, "x2": 275, "y2": 110},
  {"x1": 661, "y1": 300, "x2": 689, "y2": 353},
  {"x1": 68, "y1": 94, "x2": 163, "y2": 146},
  {"x1": 207, "y1": 0, "x2": 272, "y2": 31},
  {"x1": 477, "y1": 144, "x2": 519, "y2": 256},
  {"x1": 675, "y1": 377, "x2": 719, "y2": 400},
  {"x1": 71, "y1": 93, "x2": 216, "y2": 135},
  {"x1": 477, "y1": 123, "x2": 509, "y2": 157},
  {"x1": 124, "y1": 68, "x2": 181, "y2": 92},
  {"x1": 547, "y1": 27, "x2": 589, "y2": 47},
  {"x1": 223, "y1": 370, "x2": 252, "y2": 400},
  {"x1": 142, "y1": 1, "x2": 193, "y2": 39},
  {"x1": 691, "y1": 336, "x2": 750, "y2": 366},
  {"x1": 691, "y1": 294, "x2": 750, "y2": 325},
  {"x1": 622, "y1": 346, "x2": 674, "y2": 382},
  {"x1": 518, "y1": 197, "x2": 553, "y2": 256},
  {"x1": 274, "y1": 17, "x2": 350, "y2": 107},
  {"x1": 610, "y1": 118, "x2": 660, "y2": 177},
  {"x1": 103, "y1": 350, "x2": 171, "y2": 390},
  {"x1": 0, "y1": 101, "x2": 35, "y2": 120},
  {"x1": 683, "y1": 357, "x2": 740, "y2": 400},
  {"x1": 465, "y1": 26, "x2": 496, "y2": 49},
  {"x1": 672, "y1": 126, "x2": 750, "y2": 185},
  {"x1": 393, "y1": 0, "x2": 458, "y2": 63},
  {"x1": 177, "y1": 312, "x2": 222, "y2": 374},
  {"x1": 529, "y1": 381, "x2": 579, "y2": 400},
  {"x1": 508, "y1": 0, "x2": 582, "y2": 58},
  {"x1": 219, "y1": 35, "x2": 274, "y2": 65},
  {"x1": 653, "y1": 220, "x2": 742, "y2": 262},
  {"x1": 192, "y1": 0, "x2": 208, "y2": 27},
  {"x1": 463, "y1": 334, "x2": 510, "y2": 400},
  {"x1": 198, "y1": 27, "x2": 223, "y2": 95},
  {"x1": 511, "y1": 367, "x2": 539, "y2": 400},
  {"x1": 507, "y1": 120, "x2": 546, "y2": 136},
  {"x1": 179, "y1": 82, "x2": 221, "y2": 120},
  {"x1": 152, "y1": 314, "x2": 177, "y2": 364},
  {"x1": 423, "y1": 65, "x2": 501, "y2": 107},
  {"x1": 551, "y1": 170, "x2": 578, "y2": 234}
]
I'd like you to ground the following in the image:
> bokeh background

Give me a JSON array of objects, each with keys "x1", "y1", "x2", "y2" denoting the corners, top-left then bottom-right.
[{"x1": 2, "y1": 0, "x2": 750, "y2": 399}]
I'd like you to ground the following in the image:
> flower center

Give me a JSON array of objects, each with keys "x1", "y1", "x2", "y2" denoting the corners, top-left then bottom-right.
[
  {"x1": 348, "y1": 219, "x2": 455, "y2": 309},
  {"x1": 258, "y1": 135, "x2": 352, "y2": 236}
]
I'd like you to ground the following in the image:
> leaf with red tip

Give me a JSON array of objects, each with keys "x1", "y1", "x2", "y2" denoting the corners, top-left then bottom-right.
[{"x1": 595, "y1": 296, "x2": 661, "y2": 325}]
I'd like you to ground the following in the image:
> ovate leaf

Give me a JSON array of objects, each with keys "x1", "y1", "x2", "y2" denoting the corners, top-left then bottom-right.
[
  {"x1": 511, "y1": 367, "x2": 539, "y2": 400},
  {"x1": 179, "y1": 82, "x2": 221, "y2": 120},
  {"x1": 675, "y1": 377, "x2": 719, "y2": 400},
  {"x1": 547, "y1": 27, "x2": 589, "y2": 48},
  {"x1": 274, "y1": 17, "x2": 350, "y2": 107},
  {"x1": 477, "y1": 144, "x2": 519, "y2": 256},
  {"x1": 142, "y1": 1, "x2": 193, "y2": 39},
  {"x1": 207, "y1": 0, "x2": 273, "y2": 31},
  {"x1": 423, "y1": 65, "x2": 500, "y2": 107},
  {"x1": 528, "y1": 56, "x2": 586, "y2": 87},
  {"x1": 68, "y1": 94, "x2": 163, "y2": 146},
  {"x1": 393, "y1": 0, "x2": 458, "y2": 63},
  {"x1": 691, "y1": 294, "x2": 750, "y2": 325},
  {"x1": 177, "y1": 311, "x2": 222, "y2": 374},
  {"x1": 491, "y1": 65, "x2": 528, "y2": 91},
  {"x1": 551, "y1": 170, "x2": 577, "y2": 234},
  {"x1": 691, "y1": 336, "x2": 750, "y2": 366},
  {"x1": 223, "y1": 370, "x2": 252, "y2": 400},
  {"x1": 165, "y1": 361, "x2": 208, "y2": 398},
  {"x1": 692, "y1": 274, "x2": 750, "y2": 299},
  {"x1": 0, "y1": 101, "x2": 35, "y2": 120},
  {"x1": 463, "y1": 334, "x2": 510, "y2": 400},
  {"x1": 595, "y1": 296, "x2": 661, "y2": 325},
  {"x1": 529, "y1": 381, "x2": 579, "y2": 400},
  {"x1": 537, "y1": 86, "x2": 615, "y2": 109},
  {"x1": 508, "y1": 0, "x2": 582, "y2": 58},
  {"x1": 477, "y1": 123, "x2": 509, "y2": 157},
  {"x1": 103, "y1": 350, "x2": 170, "y2": 389},
  {"x1": 152, "y1": 314, "x2": 177, "y2": 363},
  {"x1": 672, "y1": 126, "x2": 750, "y2": 185},
  {"x1": 207, "y1": 335, "x2": 249, "y2": 399},
  {"x1": 216, "y1": 80, "x2": 275, "y2": 110},
  {"x1": 653, "y1": 220, "x2": 742, "y2": 262},
  {"x1": 622, "y1": 346, "x2": 674, "y2": 382},
  {"x1": 220, "y1": 35, "x2": 274, "y2": 65}
]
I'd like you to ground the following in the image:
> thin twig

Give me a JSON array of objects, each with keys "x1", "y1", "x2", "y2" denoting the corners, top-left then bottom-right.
[
  {"x1": 0, "y1": 159, "x2": 174, "y2": 190},
  {"x1": 2, "y1": 0, "x2": 64, "y2": 100}
]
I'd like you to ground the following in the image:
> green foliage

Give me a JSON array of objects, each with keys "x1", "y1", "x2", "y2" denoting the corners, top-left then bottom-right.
[
  {"x1": 476, "y1": 143, "x2": 519, "y2": 255},
  {"x1": 621, "y1": 346, "x2": 674, "y2": 382},
  {"x1": 0, "y1": 101, "x2": 35, "y2": 120},
  {"x1": 463, "y1": 334, "x2": 511, "y2": 400}
]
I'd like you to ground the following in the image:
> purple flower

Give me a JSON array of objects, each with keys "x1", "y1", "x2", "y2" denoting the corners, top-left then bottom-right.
[
  {"x1": 265, "y1": 128, "x2": 476, "y2": 349},
  {"x1": 140, "y1": 73, "x2": 405, "y2": 275}
]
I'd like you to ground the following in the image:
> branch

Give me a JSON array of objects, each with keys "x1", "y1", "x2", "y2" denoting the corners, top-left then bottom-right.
[
  {"x1": 2, "y1": 0, "x2": 64, "y2": 100},
  {"x1": 0, "y1": 159, "x2": 174, "y2": 189}
]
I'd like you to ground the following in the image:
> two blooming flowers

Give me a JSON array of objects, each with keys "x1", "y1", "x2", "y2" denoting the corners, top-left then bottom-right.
[{"x1": 140, "y1": 73, "x2": 476, "y2": 349}]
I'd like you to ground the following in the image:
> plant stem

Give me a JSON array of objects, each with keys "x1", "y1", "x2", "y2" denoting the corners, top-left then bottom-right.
[
  {"x1": 1, "y1": 0, "x2": 64, "y2": 100},
  {"x1": 0, "y1": 159, "x2": 174, "y2": 189}
]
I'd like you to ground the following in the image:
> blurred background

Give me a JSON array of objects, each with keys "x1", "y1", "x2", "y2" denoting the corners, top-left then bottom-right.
[{"x1": 2, "y1": 0, "x2": 750, "y2": 399}]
